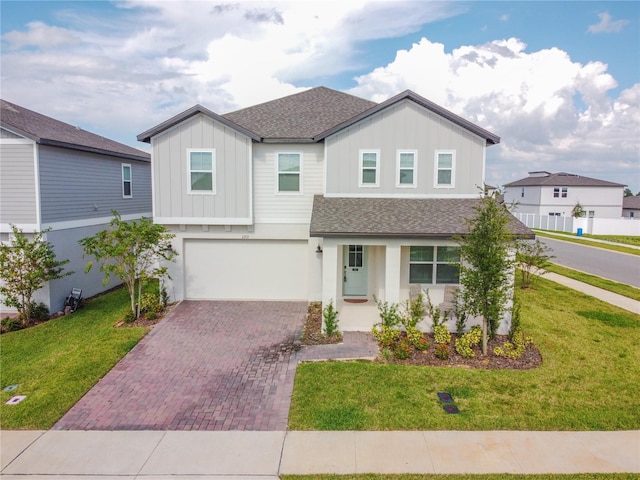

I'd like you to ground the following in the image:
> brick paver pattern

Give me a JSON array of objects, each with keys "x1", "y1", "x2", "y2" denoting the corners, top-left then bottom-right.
[{"x1": 54, "y1": 301, "x2": 308, "y2": 431}]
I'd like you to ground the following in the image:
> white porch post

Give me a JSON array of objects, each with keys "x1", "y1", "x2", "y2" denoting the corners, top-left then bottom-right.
[
  {"x1": 322, "y1": 241, "x2": 339, "y2": 306},
  {"x1": 385, "y1": 243, "x2": 402, "y2": 303}
]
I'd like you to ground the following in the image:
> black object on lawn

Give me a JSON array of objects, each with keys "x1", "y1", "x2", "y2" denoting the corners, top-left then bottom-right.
[
  {"x1": 443, "y1": 404, "x2": 460, "y2": 414},
  {"x1": 437, "y1": 392, "x2": 454, "y2": 403}
]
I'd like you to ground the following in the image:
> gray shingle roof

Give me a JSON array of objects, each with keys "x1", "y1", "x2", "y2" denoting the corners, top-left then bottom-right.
[
  {"x1": 505, "y1": 172, "x2": 625, "y2": 188},
  {"x1": 1, "y1": 99, "x2": 149, "y2": 161},
  {"x1": 623, "y1": 195, "x2": 640, "y2": 209},
  {"x1": 309, "y1": 195, "x2": 533, "y2": 238},
  {"x1": 222, "y1": 86, "x2": 377, "y2": 141}
]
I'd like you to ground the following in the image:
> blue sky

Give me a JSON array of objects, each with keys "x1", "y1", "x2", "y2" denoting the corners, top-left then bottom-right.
[{"x1": 2, "y1": 1, "x2": 639, "y2": 192}]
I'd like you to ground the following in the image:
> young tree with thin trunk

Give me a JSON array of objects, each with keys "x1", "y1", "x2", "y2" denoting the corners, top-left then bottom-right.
[
  {"x1": 0, "y1": 225, "x2": 71, "y2": 323},
  {"x1": 79, "y1": 212, "x2": 176, "y2": 319},
  {"x1": 456, "y1": 194, "x2": 515, "y2": 355}
]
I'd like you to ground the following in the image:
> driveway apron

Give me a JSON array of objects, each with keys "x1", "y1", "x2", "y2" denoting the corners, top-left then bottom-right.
[{"x1": 54, "y1": 301, "x2": 307, "y2": 431}]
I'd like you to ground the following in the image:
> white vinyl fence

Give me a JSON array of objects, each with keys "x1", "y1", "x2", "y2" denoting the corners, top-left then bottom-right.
[{"x1": 513, "y1": 213, "x2": 640, "y2": 236}]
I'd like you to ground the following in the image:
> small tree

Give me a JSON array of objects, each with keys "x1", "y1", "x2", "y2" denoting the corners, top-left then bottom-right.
[
  {"x1": 623, "y1": 188, "x2": 633, "y2": 197},
  {"x1": 79, "y1": 212, "x2": 177, "y2": 319},
  {"x1": 571, "y1": 202, "x2": 586, "y2": 218},
  {"x1": 0, "y1": 225, "x2": 71, "y2": 323},
  {"x1": 456, "y1": 194, "x2": 515, "y2": 355},
  {"x1": 516, "y1": 239, "x2": 554, "y2": 289}
]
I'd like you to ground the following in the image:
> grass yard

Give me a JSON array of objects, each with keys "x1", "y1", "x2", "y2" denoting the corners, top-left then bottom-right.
[
  {"x1": 289, "y1": 276, "x2": 640, "y2": 431},
  {"x1": 533, "y1": 231, "x2": 640, "y2": 256},
  {"x1": 0, "y1": 286, "x2": 149, "y2": 429},
  {"x1": 545, "y1": 263, "x2": 640, "y2": 301}
]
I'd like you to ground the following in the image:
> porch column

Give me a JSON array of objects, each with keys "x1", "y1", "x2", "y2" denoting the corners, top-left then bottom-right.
[
  {"x1": 322, "y1": 241, "x2": 339, "y2": 306},
  {"x1": 385, "y1": 244, "x2": 402, "y2": 304}
]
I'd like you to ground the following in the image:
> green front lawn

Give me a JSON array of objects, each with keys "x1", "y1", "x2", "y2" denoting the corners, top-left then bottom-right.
[
  {"x1": 545, "y1": 263, "x2": 640, "y2": 301},
  {"x1": 0, "y1": 286, "x2": 149, "y2": 429},
  {"x1": 289, "y1": 277, "x2": 640, "y2": 431},
  {"x1": 533, "y1": 231, "x2": 640, "y2": 256}
]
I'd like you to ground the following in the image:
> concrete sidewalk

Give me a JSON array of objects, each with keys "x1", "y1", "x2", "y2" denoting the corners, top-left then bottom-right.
[{"x1": 2, "y1": 429, "x2": 638, "y2": 476}]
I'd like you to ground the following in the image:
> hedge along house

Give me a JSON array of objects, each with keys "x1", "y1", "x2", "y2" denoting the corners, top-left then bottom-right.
[
  {"x1": 138, "y1": 87, "x2": 532, "y2": 333},
  {"x1": 0, "y1": 99, "x2": 152, "y2": 316}
]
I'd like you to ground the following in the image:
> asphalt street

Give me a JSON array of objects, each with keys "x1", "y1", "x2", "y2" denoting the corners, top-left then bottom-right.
[{"x1": 539, "y1": 236, "x2": 640, "y2": 288}]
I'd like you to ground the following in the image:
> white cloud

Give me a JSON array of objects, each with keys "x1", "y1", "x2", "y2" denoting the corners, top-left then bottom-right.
[
  {"x1": 2, "y1": 21, "x2": 80, "y2": 49},
  {"x1": 588, "y1": 12, "x2": 629, "y2": 34},
  {"x1": 349, "y1": 37, "x2": 639, "y2": 189}
]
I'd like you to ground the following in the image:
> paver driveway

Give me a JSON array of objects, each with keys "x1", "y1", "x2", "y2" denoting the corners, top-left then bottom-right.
[{"x1": 54, "y1": 301, "x2": 307, "y2": 431}]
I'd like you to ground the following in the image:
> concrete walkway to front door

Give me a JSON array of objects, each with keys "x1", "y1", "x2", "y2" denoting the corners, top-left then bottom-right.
[{"x1": 54, "y1": 301, "x2": 308, "y2": 431}]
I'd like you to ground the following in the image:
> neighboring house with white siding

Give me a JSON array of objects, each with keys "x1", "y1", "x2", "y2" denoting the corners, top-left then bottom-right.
[
  {"x1": 138, "y1": 87, "x2": 531, "y2": 332},
  {"x1": 1, "y1": 99, "x2": 151, "y2": 315},
  {"x1": 503, "y1": 171, "x2": 625, "y2": 219},
  {"x1": 622, "y1": 195, "x2": 640, "y2": 219}
]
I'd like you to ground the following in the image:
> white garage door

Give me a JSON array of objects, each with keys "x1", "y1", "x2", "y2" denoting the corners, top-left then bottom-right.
[{"x1": 184, "y1": 239, "x2": 309, "y2": 300}]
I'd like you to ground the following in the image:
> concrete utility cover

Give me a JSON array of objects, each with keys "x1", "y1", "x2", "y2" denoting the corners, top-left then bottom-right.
[
  {"x1": 3, "y1": 385, "x2": 19, "y2": 392},
  {"x1": 437, "y1": 392, "x2": 453, "y2": 403},
  {"x1": 443, "y1": 404, "x2": 459, "y2": 414},
  {"x1": 6, "y1": 396, "x2": 26, "y2": 405}
]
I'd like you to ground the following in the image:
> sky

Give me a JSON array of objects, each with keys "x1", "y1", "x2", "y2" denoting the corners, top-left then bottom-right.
[{"x1": 1, "y1": 1, "x2": 639, "y2": 193}]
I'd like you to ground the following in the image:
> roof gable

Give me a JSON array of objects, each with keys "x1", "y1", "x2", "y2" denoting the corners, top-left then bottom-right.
[
  {"x1": 314, "y1": 90, "x2": 500, "y2": 146},
  {"x1": 1, "y1": 99, "x2": 150, "y2": 161}
]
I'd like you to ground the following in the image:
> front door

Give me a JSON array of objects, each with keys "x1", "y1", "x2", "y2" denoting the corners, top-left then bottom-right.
[{"x1": 343, "y1": 245, "x2": 368, "y2": 296}]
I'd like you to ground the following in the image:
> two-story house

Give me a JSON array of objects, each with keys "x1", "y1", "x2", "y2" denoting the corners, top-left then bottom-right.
[
  {"x1": 504, "y1": 171, "x2": 625, "y2": 219},
  {"x1": 138, "y1": 87, "x2": 531, "y2": 332},
  {"x1": 1, "y1": 99, "x2": 152, "y2": 315}
]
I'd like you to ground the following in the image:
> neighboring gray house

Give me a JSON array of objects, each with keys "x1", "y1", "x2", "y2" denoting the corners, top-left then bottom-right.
[
  {"x1": 623, "y1": 196, "x2": 640, "y2": 219},
  {"x1": 1, "y1": 99, "x2": 151, "y2": 315},
  {"x1": 503, "y1": 171, "x2": 625, "y2": 218},
  {"x1": 138, "y1": 87, "x2": 531, "y2": 333}
]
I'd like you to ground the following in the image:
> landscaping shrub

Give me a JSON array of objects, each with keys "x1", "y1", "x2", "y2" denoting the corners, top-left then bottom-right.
[
  {"x1": 435, "y1": 343, "x2": 449, "y2": 360},
  {"x1": 371, "y1": 325, "x2": 401, "y2": 349},
  {"x1": 139, "y1": 292, "x2": 161, "y2": 314},
  {"x1": 28, "y1": 302, "x2": 49, "y2": 322},
  {"x1": 455, "y1": 325, "x2": 482, "y2": 358},
  {"x1": 374, "y1": 296, "x2": 401, "y2": 328},
  {"x1": 494, "y1": 328, "x2": 532, "y2": 359},
  {"x1": 394, "y1": 337, "x2": 413, "y2": 359},
  {"x1": 323, "y1": 300, "x2": 339, "y2": 336},
  {"x1": 401, "y1": 293, "x2": 425, "y2": 328},
  {"x1": 405, "y1": 325, "x2": 423, "y2": 347},
  {"x1": 1, "y1": 316, "x2": 24, "y2": 332},
  {"x1": 433, "y1": 323, "x2": 450, "y2": 345}
]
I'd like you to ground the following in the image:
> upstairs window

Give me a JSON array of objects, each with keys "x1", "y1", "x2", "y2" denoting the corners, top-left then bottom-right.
[
  {"x1": 277, "y1": 153, "x2": 301, "y2": 192},
  {"x1": 553, "y1": 187, "x2": 568, "y2": 198},
  {"x1": 553, "y1": 187, "x2": 560, "y2": 198},
  {"x1": 562, "y1": 187, "x2": 568, "y2": 198},
  {"x1": 188, "y1": 149, "x2": 215, "y2": 193},
  {"x1": 435, "y1": 151, "x2": 455, "y2": 187},
  {"x1": 360, "y1": 150, "x2": 379, "y2": 187},
  {"x1": 397, "y1": 150, "x2": 417, "y2": 187},
  {"x1": 122, "y1": 164, "x2": 132, "y2": 198},
  {"x1": 521, "y1": 187, "x2": 525, "y2": 198}
]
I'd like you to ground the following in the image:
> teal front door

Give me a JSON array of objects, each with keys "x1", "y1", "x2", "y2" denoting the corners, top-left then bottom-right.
[{"x1": 343, "y1": 245, "x2": 368, "y2": 296}]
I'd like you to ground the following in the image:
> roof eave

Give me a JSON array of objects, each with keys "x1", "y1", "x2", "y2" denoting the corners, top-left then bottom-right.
[
  {"x1": 137, "y1": 104, "x2": 261, "y2": 143},
  {"x1": 39, "y1": 139, "x2": 150, "y2": 162},
  {"x1": 0, "y1": 122, "x2": 40, "y2": 142}
]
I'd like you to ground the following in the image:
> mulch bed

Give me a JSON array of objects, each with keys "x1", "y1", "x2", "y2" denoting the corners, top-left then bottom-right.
[{"x1": 301, "y1": 302, "x2": 542, "y2": 370}]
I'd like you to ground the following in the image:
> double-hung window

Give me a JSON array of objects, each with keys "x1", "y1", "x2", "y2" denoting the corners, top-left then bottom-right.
[
  {"x1": 434, "y1": 151, "x2": 455, "y2": 187},
  {"x1": 397, "y1": 150, "x2": 417, "y2": 187},
  {"x1": 122, "y1": 164, "x2": 132, "y2": 198},
  {"x1": 553, "y1": 187, "x2": 567, "y2": 198},
  {"x1": 409, "y1": 246, "x2": 460, "y2": 284},
  {"x1": 188, "y1": 149, "x2": 215, "y2": 193},
  {"x1": 359, "y1": 150, "x2": 379, "y2": 187},
  {"x1": 277, "y1": 153, "x2": 301, "y2": 193}
]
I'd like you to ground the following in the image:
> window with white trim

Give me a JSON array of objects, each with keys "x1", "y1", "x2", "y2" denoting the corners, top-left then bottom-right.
[
  {"x1": 188, "y1": 149, "x2": 215, "y2": 193},
  {"x1": 553, "y1": 187, "x2": 568, "y2": 198},
  {"x1": 397, "y1": 150, "x2": 417, "y2": 187},
  {"x1": 409, "y1": 246, "x2": 460, "y2": 284},
  {"x1": 434, "y1": 151, "x2": 455, "y2": 187},
  {"x1": 359, "y1": 150, "x2": 379, "y2": 187},
  {"x1": 561, "y1": 187, "x2": 568, "y2": 198},
  {"x1": 277, "y1": 153, "x2": 301, "y2": 192},
  {"x1": 521, "y1": 187, "x2": 525, "y2": 198},
  {"x1": 122, "y1": 164, "x2": 132, "y2": 198}
]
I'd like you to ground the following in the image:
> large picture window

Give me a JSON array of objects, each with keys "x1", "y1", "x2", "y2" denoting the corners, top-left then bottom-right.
[
  {"x1": 397, "y1": 150, "x2": 416, "y2": 187},
  {"x1": 121, "y1": 164, "x2": 132, "y2": 198},
  {"x1": 360, "y1": 150, "x2": 379, "y2": 187},
  {"x1": 409, "y1": 246, "x2": 460, "y2": 284},
  {"x1": 434, "y1": 151, "x2": 455, "y2": 187},
  {"x1": 188, "y1": 149, "x2": 215, "y2": 193},
  {"x1": 277, "y1": 153, "x2": 301, "y2": 192}
]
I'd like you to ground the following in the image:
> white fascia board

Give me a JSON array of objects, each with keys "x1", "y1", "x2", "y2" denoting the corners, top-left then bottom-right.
[
  {"x1": 155, "y1": 217, "x2": 253, "y2": 226},
  {"x1": 1, "y1": 223, "x2": 39, "y2": 233},
  {"x1": 323, "y1": 193, "x2": 479, "y2": 199}
]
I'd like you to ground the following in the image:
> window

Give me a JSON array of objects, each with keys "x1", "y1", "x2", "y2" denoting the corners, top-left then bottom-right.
[
  {"x1": 188, "y1": 149, "x2": 215, "y2": 193},
  {"x1": 409, "y1": 246, "x2": 460, "y2": 284},
  {"x1": 553, "y1": 187, "x2": 567, "y2": 198},
  {"x1": 561, "y1": 187, "x2": 568, "y2": 198},
  {"x1": 553, "y1": 187, "x2": 560, "y2": 198},
  {"x1": 521, "y1": 187, "x2": 525, "y2": 198},
  {"x1": 396, "y1": 150, "x2": 416, "y2": 187},
  {"x1": 434, "y1": 151, "x2": 455, "y2": 187},
  {"x1": 277, "y1": 153, "x2": 301, "y2": 192},
  {"x1": 122, "y1": 164, "x2": 132, "y2": 198},
  {"x1": 549, "y1": 212, "x2": 561, "y2": 216},
  {"x1": 359, "y1": 150, "x2": 379, "y2": 187}
]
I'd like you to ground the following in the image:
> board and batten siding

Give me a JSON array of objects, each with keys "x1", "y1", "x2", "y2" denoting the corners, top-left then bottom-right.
[
  {"x1": 38, "y1": 145, "x2": 151, "y2": 224},
  {"x1": 152, "y1": 113, "x2": 252, "y2": 223},
  {"x1": 0, "y1": 142, "x2": 38, "y2": 225},
  {"x1": 325, "y1": 99, "x2": 485, "y2": 196},
  {"x1": 253, "y1": 143, "x2": 324, "y2": 223}
]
